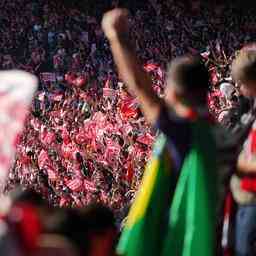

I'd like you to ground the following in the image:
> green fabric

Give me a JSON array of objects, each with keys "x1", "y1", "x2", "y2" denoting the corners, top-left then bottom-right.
[
  {"x1": 117, "y1": 134, "x2": 175, "y2": 256},
  {"x1": 162, "y1": 121, "x2": 217, "y2": 256},
  {"x1": 117, "y1": 121, "x2": 218, "y2": 256}
]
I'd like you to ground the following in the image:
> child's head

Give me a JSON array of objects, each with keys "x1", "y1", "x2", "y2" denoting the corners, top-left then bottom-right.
[
  {"x1": 165, "y1": 55, "x2": 210, "y2": 107},
  {"x1": 232, "y1": 46, "x2": 256, "y2": 97}
]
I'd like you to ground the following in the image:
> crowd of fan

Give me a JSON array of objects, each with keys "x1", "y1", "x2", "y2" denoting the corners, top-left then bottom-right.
[{"x1": 1, "y1": 0, "x2": 255, "y2": 216}]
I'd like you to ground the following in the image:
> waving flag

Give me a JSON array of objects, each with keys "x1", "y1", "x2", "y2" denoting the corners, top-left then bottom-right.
[
  {"x1": 66, "y1": 178, "x2": 83, "y2": 192},
  {"x1": 162, "y1": 122, "x2": 217, "y2": 256},
  {"x1": 143, "y1": 63, "x2": 159, "y2": 72},
  {"x1": 40, "y1": 72, "x2": 56, "y2": 83},
  {"x1": 103, "y1": 88, "x2": 116, "y2": 98},
  {"x1": 46, "y1": 167, "x2": 58, "y2": 181},
  {"x1": 84, "y1": 179, "x2": 97, "y2": 192},
  {"x1": 136, "y1": 133, "x2": 155, "y2": 146},
  {"x1": 117, "y1": 121, "x2": 218, "y2": 256}
]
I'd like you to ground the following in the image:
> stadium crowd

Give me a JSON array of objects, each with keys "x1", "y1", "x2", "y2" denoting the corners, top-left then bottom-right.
[
  {"x1": 0, "y1": 0, "x2": 254, "y2": 212},
  {"x1": 1, "y1": 0, "x2": 256, "y2": 255}
]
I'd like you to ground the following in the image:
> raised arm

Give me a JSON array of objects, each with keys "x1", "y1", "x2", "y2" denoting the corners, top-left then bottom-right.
[{"x1": 102, "y1": 8, "x2": 162, "y2": 124}]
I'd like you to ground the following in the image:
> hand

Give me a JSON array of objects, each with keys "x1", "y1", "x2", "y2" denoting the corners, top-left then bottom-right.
[{"x1": 102, "y1": 8, "x2": 129, "y2": 41}]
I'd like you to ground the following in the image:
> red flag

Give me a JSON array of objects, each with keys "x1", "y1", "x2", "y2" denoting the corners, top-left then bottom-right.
[
  {"x1": 47, "y1": 167, "x2": 58, "y2": 181},
  {"x1": 126, "y1": 161, "x2": 134, "y2": 184},
  {"x1": 61, "y1": 128, "x2": 71, "y2": 144},
  {"x1": 19, "y1": 153, "x2": 31, "y2": 165},
  {"x1": 84, "y1": 179, "x2": 97, "y2": 192},
  {"x1": 38, "y1": 149, "x2": 51, "y2": 170},
  {"x1": 40, "y1": 129, "x2": 56, "y2": 145},
  {"x1": 122, "y1": 123, "x2": 133, "y2": 135},
  {"x1": 66, "y1": 178, "x2": 83, "y2": 192},
  {"x1": 143, "y1": 63, "x2": 159, "y2": 72},
  {"x1": 136, "y1": 132, "x2": 154, "y2": 145},
  {"x1": 74, "y1": 76, "x2": 86, "y2": 87},
  {"x1": 61, "y1": 142, "x2": 78, "y2": 160},
  {"x1": 119, "y1": 98, "x2": 139, "y2": 121},
  {"x1": 59, "y1": 197, "x2": 69, "y2": 207},
  {"x1": 50, "y1": 92, "x2": 63, "y2": 101},
  {"x1": 103, "y1": 88, "x2": 116, "y2": 98},
  {"x1": 40, "y1": 73, "x2": 56, "y2": 83}
]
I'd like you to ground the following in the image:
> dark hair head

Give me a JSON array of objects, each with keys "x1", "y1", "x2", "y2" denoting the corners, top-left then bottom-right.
[
  {"x1": 59, "y1": 204, "x2": 116, "y2": 254},
  {"x1": 167, "y1": 55, "x2": 210, "y2": 105},
  {"x1": 232, "y1": 47, "x2": 256, "y2": 84},
  {"x1": 78, "y1": 204, "x2": 115, "y2": 234},
  {"x1": 10, "y1": 188, "x2": 46, "y2": 207}
]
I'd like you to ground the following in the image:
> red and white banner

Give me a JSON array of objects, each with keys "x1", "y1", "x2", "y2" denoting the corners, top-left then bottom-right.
[
  {"x1": 103, "y1": 88, "x2": 116, "y2": 98},
  {"x1": 66, "y1": 178, "x2": 83, "y2": 192},
  {"x1": 40, "y1": 72, "x2": 56, "y2": 83},
  {"x1": 143, "y1": 63, "x2": 159, "y2": 72}
]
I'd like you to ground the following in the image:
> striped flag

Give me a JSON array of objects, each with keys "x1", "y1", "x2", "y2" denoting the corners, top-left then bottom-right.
[
  {"x1": 40, "y1": 73, "x2": 56, "y2": 83},
  {"x1": 66, "y1": 178, "x2": 83, "y2": 192},
  {"x1": 143, "y1": 63, "x2": 159, "y2": 72},
  {"x1": 136, "y1": 133, "x2": 155, "y2": 146},
  {"x1": 103, "y1": 88, "x2": 116, "y2": 98},
  {"x1": 84, "y1": 179, "x2": 97, "y2": 192},
  {"x1": 46, "y1": 167, "x2": 58, "y2": 181},
  {"x1": 50, "y1": 93, "x2": 63, "y2": 101}
]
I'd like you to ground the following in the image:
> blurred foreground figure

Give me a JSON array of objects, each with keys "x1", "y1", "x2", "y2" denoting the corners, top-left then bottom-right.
[
  {"x1": 1, "y1": 189, "x2": 117, "y2": 256},
  {"x1": 59, "y1": 204, "x2": 117, "y2": 256},
  {"x1": 102, "y1": 8, "x2": 235, "y2": 256},
  {"x1": 0, "y1": 189, "x2": 79, "y2": 256},
  {"x1": 0, "y1": 71, "x2": 37, "y2": 190},
  {"x1": 231, "y1": 46, "x2": 256, "y2": 256},
  {"x1": 0, "y1": 70, "x2": 37, "y2": 254}
]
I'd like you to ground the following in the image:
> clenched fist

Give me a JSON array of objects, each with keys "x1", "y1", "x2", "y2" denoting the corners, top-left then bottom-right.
[{"x1": 102, "y1": 8, "x2": 129, "y2": 41}]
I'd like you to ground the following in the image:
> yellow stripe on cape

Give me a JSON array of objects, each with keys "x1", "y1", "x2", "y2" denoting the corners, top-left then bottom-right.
[
  {"x1": 126, "y1": 150, "x2": 172, "y2": 228},
  {"x1": 126, "y1": 158, "x2": 160, "y2": 228}
]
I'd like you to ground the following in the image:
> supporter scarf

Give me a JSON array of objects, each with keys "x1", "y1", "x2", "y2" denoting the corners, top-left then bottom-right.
[{"x1": 117, "y1": 120, "x2": 218, "y2": 256}]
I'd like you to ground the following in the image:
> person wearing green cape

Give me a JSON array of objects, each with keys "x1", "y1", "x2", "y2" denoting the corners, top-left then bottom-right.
[{"x1": 102, "y1": 9, "x2": 233, "y2": 256}]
